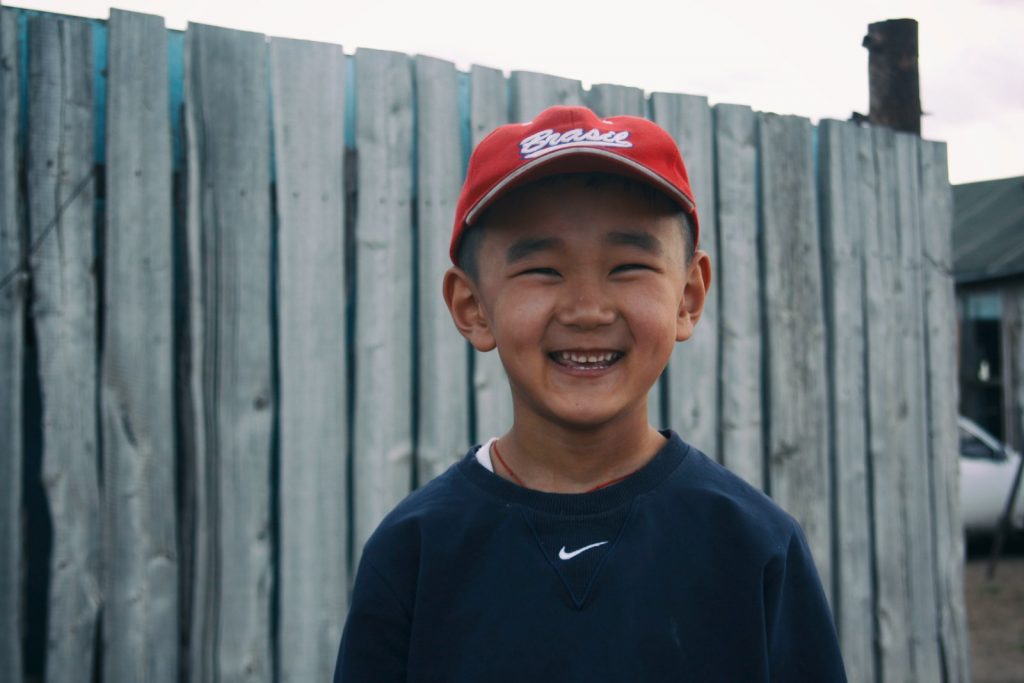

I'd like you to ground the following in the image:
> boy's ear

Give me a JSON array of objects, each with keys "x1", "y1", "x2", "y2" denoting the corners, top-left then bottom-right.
[
  {"x1": 443, "y1": 267, "x2": 497, "y2": 352},
  {"x1": 676, "y1": 249, "x2": 712, "y2": 342}
]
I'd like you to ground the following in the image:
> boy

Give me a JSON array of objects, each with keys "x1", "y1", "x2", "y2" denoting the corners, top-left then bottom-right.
[{"x1": 334, "y1": 106, "x2": 847, "y2": 681}]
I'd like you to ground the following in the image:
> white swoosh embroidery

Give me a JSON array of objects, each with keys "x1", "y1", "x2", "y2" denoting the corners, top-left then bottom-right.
[{"x1": 558, "y1": 541, "x2": 609, "y2": 560}]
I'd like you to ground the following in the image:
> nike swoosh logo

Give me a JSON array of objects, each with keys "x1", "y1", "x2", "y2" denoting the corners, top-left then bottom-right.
[{"x1": 558, "y1": 541, "x2": 608, "y2": 560}]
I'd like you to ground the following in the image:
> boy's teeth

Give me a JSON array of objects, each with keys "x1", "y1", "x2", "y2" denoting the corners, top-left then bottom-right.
[{"x1": 559, "y1": 351, "x2": 615, "y2": 364}]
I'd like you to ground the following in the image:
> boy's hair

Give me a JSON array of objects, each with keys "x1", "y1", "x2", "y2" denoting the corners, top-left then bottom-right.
[{"x1": 455, "y1": 172, "x2": 696, "y2": 282}]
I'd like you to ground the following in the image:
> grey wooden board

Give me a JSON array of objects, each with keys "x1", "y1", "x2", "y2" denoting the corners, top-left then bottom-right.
[
  {"x1": 586, "y1": 83, "x2": 644, "y2": 118},
  {"x1": 26, "y1": 16, "x2": 101, "y2": 683},
  {"x1": 865, "y1": 127, "x2": 913, "y2": 682},
  {"x1": 352, "y1": 48, "x2": 415, "y2": 560},
  {"x1": 270, "y1": 36, "x2": 348, "y2": 683},
  {"x1": 469, "y1": 64, "x2": 513, "y2": 441},
  {"x1": 102, "y1": 10, "x2": 178, "y2": 683},
  {"x1": 919, "y1": 140, "x2": 971, "y2": 683},
  {"x1": 0, "y1": 6, "x2": 24, "y2": 682},
  {"x1": 587, "y1": 84, "x2": 664, "y2": 427},
  {"x1": 757, "y1": 113, "x2": 831, "y2": 603},
  {"x1": 509, "y1": 70, "x2": 583, "y2": 122},
  {"x1": 652, "y1": 92, "x2": 719, "y2": 457},
  {"x1": 184, "y1": 22, "x2": 274, "y2": 683},
  {"x1": 416, "y1": 54, "x2": 470, "y2": 480},
  {"x1": 817, "y1": 119, "x2": 873, "y2": 683},
  {"x1": 894, "y1": 132, "x2": 943, "y2": 683},
  {"x1": 713, "y1": 104, "x2": 762, "y2": 488}
]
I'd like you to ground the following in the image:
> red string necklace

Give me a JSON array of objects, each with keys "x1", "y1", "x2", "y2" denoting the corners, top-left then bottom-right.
[{"x1": 491, "y1": 439, "x2": 636, "y2": 493}]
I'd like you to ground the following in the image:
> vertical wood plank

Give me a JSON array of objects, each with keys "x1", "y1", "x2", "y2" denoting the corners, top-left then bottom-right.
[
  {"x1": 184, "y1": 23, "x2": 274, "y2": 683},
  {"x1": 894, "y1": 132, "x2": 942, "y2": 683},
  {"x1": 416, "y1": 54, "x2": 469, "y2": 479},
  {"x1": 102, "y1": 10, "x2": 177, "y2": 683},
  {"x1": 758, "y1": 113, "x2": 831, "y2": 602},
  {"x1": 586, "y1": 83, "x2": 644, "y2": 118},
  {"x1": 866, "y1": 127, "x2": 913, "y2": 682},
  {"x1": 652, "y1": 93, "x2": 719, "y2": 455},
  {"x1": 920, "y1": 139, "x2": 971, "y2": 683},
  {"x1": 270, "y1": 36, "x2": 348, "y2": 683},
  {"x1": 509, "y1": 70, "x2": 583, "y2": 122},
  {"x1": 0, "y1": 6, "x2": 24, "y2": 681},
  {"x1": 818, "y1": 119, "x2": 874, "y2": 683},
  {"x1": 352, "y1": 48, "x2": 414, "y2": 558},
  {"x1": 468, "y1": 64, "x2": 512, "y2": 442},
  {"x1": 713, "y1": 104, "x2": 762, "y2": 487},
  {"x1": 26, "y1": 16, "x2": 100, "y2": 683}
]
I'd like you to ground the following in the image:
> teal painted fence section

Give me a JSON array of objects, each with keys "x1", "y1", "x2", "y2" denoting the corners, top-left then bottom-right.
[{"x1": 0, "y1": 6, "x2": 969, "y2": 683}]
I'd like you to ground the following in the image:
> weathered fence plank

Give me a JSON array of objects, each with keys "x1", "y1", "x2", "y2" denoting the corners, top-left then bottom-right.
[
  {"x1": 713, "y1": 104, "x2": 762, "y2": 488},
  {"x1": 586, "y1": 83, "x2": 644, "y2": 118},
  {"x1": 895, "y1": 132, "x2": 943, "y2": 683},
  {"x1": 102, "y1": 10, "x2": 177, "y2": 683},
  {"x1": 416, "y1": 54, "x2": 470, "y2": 480},
  {"x1": 866, "y1": 127, "x2": 913, "y2": 682},
  {"x1": 184, "y1": 22, "x2": 274, "y2": 682},
  {"x1": 920, "y1": 139, "x2": 971, "y2": 683},
  {"x1": 270, "y1": 35, "x2": 348, "y2": 683},
  {"x1": 352, "y1": 48, "x2": 415, "y2": 558},
  {"x1": 509, "y1": 70, "x2": 583, "y2": 121},
  {"x1": 26, "y1": 16, "x2": 101, "y2": 683},
  {"x1": 758, "y1": 113, "x2": 831, "y2": 603},
  {"x1": 818, "y1": 119, "x2": 873, "y2": 683},
  {"x1": 652, "y1": 93, "x2": 719, "y2": 455},
  {"x1": 469, "y1": 64, "x2": 512, "y2": 442},
  {"x1": 0, "y1": 6, "x2": 24, "y2": 681}
]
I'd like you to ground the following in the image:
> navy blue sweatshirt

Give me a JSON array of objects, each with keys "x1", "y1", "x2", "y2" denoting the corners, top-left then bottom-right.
[{"x1": 334, "y1": 432, "x2": 847, "y2": 682}]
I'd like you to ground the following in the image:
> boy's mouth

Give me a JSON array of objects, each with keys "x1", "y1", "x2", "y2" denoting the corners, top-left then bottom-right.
[{"x1": 549, "y1": 350, "x2": 624, "y2": 370}]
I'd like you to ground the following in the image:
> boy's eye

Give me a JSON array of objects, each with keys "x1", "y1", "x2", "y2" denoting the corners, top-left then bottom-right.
[
  {"x1": 612, "y1": 263, "x2": 655, "y2": 274},
  {"x1": 517, "y1": 267, "x2": 561, "y2": 277}
]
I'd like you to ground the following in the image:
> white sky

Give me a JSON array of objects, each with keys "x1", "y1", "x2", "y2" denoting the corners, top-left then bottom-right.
[{"x1": 10, "y1": 0, "x2": 1024, "y2": 184}]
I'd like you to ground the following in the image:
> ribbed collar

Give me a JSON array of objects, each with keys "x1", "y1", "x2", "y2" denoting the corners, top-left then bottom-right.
[{"x1": 456, "y1": 430, "x2": 691, "y2": 515}]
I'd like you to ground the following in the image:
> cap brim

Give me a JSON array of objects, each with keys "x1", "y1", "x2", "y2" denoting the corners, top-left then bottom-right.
[{"x1": 463, "y1": 147, "x2": 695, "y2": 226}]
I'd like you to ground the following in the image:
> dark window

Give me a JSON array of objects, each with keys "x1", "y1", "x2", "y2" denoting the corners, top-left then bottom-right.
[{"x1": 959, "y1": 293, "x2": 1004, "y2": 439}]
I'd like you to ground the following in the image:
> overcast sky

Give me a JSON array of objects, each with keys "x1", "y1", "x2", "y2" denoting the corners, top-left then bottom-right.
[{"x1": 11, "y1": 0, "x2": 1023, "y2": 184}]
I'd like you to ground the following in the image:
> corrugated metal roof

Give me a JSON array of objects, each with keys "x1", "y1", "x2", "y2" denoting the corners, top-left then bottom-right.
[{"x1": 953, "y1": 175, "x2": 1024, "y2": 284}]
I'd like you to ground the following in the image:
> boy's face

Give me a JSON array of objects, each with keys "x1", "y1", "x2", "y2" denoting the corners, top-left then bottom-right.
[{"x1": 445, "y1": 177, "x2": 711, "y2": 433}]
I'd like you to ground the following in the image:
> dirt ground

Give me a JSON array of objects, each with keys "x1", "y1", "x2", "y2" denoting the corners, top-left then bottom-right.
[{"x1": 965, "y1": 540, "x2": 1024, "y2": 683}]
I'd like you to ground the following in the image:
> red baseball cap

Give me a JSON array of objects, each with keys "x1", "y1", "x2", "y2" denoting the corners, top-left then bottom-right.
[{"x1": 450, "y1": 105, "x2": 700, "y2": 263}]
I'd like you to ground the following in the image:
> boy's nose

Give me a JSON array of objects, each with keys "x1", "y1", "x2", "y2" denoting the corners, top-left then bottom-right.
[{"x1": 555, "y1": 282, "x2": 617, "y2": 329}]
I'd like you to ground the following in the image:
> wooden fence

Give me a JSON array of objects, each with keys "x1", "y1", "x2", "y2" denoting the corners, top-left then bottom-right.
[{"x1": 0, "y1": 6, "x2": 970, "y2": 682}]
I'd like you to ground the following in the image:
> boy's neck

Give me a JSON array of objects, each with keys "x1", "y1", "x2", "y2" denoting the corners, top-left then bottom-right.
[{"x1": 497, "y1": 409, "x2": 667, "y2": 494}]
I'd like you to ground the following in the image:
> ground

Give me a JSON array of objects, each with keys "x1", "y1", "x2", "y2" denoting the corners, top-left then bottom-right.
[{"x1": 966, "y1": 536, "x2": 1024, "y2": 683}]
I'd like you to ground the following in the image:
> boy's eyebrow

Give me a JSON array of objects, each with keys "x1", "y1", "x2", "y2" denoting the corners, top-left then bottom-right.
[
  {"x1": 606, "y1": 231, "x2": 663, "y2": 254},
  {"x1": 506, "y1": 237, "x2": 564, "y2": 263}
]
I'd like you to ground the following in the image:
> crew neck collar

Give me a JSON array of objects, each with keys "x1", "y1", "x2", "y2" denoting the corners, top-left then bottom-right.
[{"x1": 457, "y1": 430, "x2": 691, "y2": 515}]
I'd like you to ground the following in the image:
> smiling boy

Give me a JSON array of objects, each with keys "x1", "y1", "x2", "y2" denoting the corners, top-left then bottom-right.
[{"x1": 333, "y1": 106, "x2": 847, "y2": 682}]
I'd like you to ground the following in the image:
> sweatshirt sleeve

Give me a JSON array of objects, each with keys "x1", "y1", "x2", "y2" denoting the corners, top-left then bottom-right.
[
  {"x1": 332, "y1": 555, "x2": 411, "y2": 683},
  {"x1": 763, "y1": 525, "x2": 848, "y2": 682}
]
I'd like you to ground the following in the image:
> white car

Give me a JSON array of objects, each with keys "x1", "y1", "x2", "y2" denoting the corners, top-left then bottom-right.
[{"x1": 959, "y1": 416, "x2": 1024, "y2": 535}]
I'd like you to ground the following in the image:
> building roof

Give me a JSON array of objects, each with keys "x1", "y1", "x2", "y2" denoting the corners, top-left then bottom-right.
[{"x1": 953, "y1": 175, "x2": 1024, "y2": 284}]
